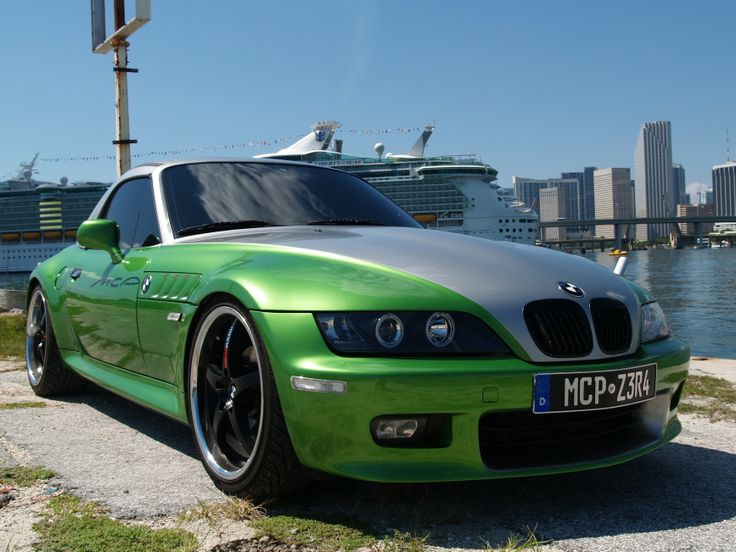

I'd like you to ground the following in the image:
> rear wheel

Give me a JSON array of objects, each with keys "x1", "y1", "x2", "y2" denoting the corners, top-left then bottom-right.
[
  {"x1": 187, "y1": 300, "x2": 307, "y2": 499},
  {"x1": 26, "y1": 287, "x2": 85, "y2": 396}
]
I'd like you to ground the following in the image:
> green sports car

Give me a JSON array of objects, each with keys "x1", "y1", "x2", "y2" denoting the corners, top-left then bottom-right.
[{"x1": 25, "y1": 160, "x2": 689, "y2": 499}]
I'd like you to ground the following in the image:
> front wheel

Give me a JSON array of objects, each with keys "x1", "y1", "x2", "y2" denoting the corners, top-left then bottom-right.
[
  {"x1": 26, "y1": 286, "x2": 85, "y2": 396},
  {"x1": 187, "y1": 300, "x2": 307, "y2": 499}
]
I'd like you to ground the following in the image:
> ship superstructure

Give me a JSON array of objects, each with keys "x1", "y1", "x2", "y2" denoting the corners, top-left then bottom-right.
[
  {"x1": 0, "y1": 155, "x2": 110, "y2": 272},
  {"x1": 258, "y1": 122, "x2": 538, "y2": 243}
]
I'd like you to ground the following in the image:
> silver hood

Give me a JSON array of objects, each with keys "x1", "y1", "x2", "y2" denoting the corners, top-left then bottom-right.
[{"x1": 185, "y1": 226, "x2": 641, "y2": 363}]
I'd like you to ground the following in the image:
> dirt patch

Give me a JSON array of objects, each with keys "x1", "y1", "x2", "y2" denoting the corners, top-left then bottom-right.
[
  {"x1": 0, "y1": 480, "x2": 60, "y2": 550},
  {"x1": 212, "y1": 535, "x2": 319, "y2": 552}
]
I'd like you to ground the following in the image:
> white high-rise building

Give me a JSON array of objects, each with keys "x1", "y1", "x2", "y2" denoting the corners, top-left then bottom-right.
[
  {"x1": 712, "y1": 161, "x2": 736, "y2": 216},
  {"x1": 634, "y1": 121, "x2": 674, "y2": 241},
  {"x1": 593, "y1": 168, "x2": 633, "y2": 239}
]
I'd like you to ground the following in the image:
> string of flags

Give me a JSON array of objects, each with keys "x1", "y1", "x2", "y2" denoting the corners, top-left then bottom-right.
[{"x1": 37, "y1": 126, "x2": 424, "y2": 164}]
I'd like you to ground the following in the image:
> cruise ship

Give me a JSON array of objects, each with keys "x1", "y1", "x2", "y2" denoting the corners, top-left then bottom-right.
[
  {"x1": 258, "y1": 122, "x2": 538, "y2": 243},
  {"x1": 0, "y1": 155, "x2": 110, "y2": 272}
]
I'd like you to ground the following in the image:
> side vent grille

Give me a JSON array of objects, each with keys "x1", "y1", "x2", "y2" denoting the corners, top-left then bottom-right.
[
  {"x1": 590, "y1": 298, "x2": 632, "y2": 354},
  {"x1": 523, "y1": 299, "x2": 593, "y2": 357}
]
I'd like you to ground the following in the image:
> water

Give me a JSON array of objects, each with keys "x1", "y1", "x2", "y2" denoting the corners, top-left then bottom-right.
[
  {"x1": 2, "y1": 247, "x2": 734, "y2": 358},
  {"x1": 583, "y1": 248, "x2": 736, "y2": 359},
  {"x1": 0, "y1": 272, "x2": 31, "y2": 291}
]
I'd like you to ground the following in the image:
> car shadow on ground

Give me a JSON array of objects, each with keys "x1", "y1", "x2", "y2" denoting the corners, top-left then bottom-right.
[
  {"x1": 58, "y1": 384, "x2": 199, "y2": 459},
  {"x1": 55, "y1": 387, "x2": 735, "y2": 548},
  {"x1": 271, "y1": 442, "x2": 736, "y2": 548}
]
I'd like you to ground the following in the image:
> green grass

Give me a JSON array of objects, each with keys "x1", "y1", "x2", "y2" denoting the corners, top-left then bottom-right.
[
  {"x1": 0, "y1": 314, "x2": 25, "y2": 359},
  {"x1": 680, "y1": 375, "x2": 736, "y2": 422},
  {"x1": 0, "y1": 401, "x2": 46, "y2": 411},
  {"x1": 179, "y1": 497, "x2": 264, "y2": 524},
  {"x1": 34, "y1": 494, "x2": 197, "y2": 552},
  {"x1": 483, "y1": 528, "x2": 549, "y2": 551},
  {"x1": 0, "y1": 466, "x2": 54, "y2": 487},
  {"x1": 251, "y1": 515, "x2": 426, "y2": 552}
]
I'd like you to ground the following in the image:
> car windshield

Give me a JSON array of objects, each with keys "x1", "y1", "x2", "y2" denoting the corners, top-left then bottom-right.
[{"x1": 161, "y1": 162, "x2": 421, "y2": 237}]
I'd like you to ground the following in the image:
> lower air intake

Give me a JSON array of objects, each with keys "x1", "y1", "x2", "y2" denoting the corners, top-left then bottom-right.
[{"x1": 479, "y1": 403, "x2": 659, "y2": 470}]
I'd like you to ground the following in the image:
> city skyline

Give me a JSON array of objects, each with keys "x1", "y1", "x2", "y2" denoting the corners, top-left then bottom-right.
[{"x1": 1, "y1": 1, "x2": 735, "y2": 193}]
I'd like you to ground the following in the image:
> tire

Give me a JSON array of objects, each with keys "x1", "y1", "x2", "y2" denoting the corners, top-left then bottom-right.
[
  {"x1": 187, "y1": 299, "x2": 308, "y2": 500},
  {"x1": 26, "y1": 286, "x2": 85, "y2": 396}
]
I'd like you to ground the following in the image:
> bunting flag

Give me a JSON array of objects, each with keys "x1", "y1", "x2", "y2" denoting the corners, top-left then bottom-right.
[{"x1": 37, "y1": 126, "x2": 424, "y2": 163}]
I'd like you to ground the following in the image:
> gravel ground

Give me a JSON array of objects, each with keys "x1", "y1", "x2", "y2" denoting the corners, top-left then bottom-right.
[{"x1": 1, "y1": 365, "x2": 735, "y2": 551}]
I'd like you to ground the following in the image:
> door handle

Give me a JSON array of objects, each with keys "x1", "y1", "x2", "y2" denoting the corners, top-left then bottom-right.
[{"x1": 70, "y1": 268, "x2": 82, "y2": 280}]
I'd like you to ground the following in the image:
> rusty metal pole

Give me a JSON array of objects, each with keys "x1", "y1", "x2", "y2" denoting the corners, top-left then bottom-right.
[
  {"x1": 112, "y1": 0, "x2": 132, "y2": 176},
  {"x1": 113, "y1": 39, "x2": 132, "y2": 176},
  {"x1": 91, "y1": 0, "x2": 148, "y2": 177}
]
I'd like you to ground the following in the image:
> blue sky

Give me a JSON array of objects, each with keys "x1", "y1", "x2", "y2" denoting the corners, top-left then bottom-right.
[{"x1": 1, "y1": 1, "x2": 734, "y2": 198}]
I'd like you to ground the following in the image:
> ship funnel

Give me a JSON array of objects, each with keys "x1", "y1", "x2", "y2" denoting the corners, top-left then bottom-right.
[
  {"x1": 334, "y1": 139, "x2": 343, "y2": 153},
  {"x1": 407, "y1": 124, "x2": 434, "y2": 157},
  {"x1": 261, "y1": 121, "x2": 341, "y2": 156}
]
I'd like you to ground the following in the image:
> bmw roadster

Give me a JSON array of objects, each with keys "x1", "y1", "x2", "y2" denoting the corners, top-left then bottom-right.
[{"x1": 25, "y1": 160, "x2": 689, "y2": 499}]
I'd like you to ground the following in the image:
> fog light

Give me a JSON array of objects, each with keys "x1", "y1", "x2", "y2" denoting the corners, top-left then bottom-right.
[
  {"x1": 373, "y1": 418, "x2": 419, "y2": 439},
  {"x1": 371, "y1": 414, "x2": 450, "y2": 448},
  {"x1": 290, "y1": 376, "x2": 347, "y2": 394}
]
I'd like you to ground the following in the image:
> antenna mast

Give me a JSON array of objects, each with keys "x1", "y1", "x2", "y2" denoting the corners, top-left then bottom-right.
[{"x1": 727, "y1": 128, "x2": 731, "y2": 162}]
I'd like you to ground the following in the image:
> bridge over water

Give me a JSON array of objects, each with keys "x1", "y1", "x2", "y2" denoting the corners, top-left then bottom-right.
[{"x1": 538, "y1": 215, "x2": 736, "y2": 248}]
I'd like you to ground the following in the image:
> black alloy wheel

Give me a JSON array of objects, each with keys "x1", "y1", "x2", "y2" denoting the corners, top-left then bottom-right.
[
  {"x1": 188, "y1": 299, "x2": 307, "y2": 498},
  {"x1": 25, "y1": 286, "x2": 85, "y2": 396}
]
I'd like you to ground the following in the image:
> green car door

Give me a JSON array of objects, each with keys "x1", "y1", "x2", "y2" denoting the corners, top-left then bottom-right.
[{"x1": 66, "y1": 177, "x2": 161, "y2": 375}]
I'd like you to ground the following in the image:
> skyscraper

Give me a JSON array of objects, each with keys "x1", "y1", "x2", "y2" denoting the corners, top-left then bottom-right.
[
  {"x1": 712, "y1": 161, "x2": 736, "y2": 216},
  {"x1": 698, "y1": 189, "x2": 713, "y2": 205},
  {"x1": 539, "y1": 188, "x2": 567, "y2": 241},
  {"x1": 512, "y1": 176, "x2": 580, "y2": 221},
  {"x1": 593, "y1": 168, "x2": 633, "y2": 239},
  {"x1": 634, "y1": 121, "x2": 674, "y2": 241},
  {"x1": 561, "y1": 167, "x2": 598, "y2": 221},
  {"x1": 582, "y1": 166, "x2": 597, "y2": 220},
  {"x1": 672, "y1": 164, "x2": 686, "y2": 205},
  {"x1": 561, "y1": 172, "x2": 584, "y2": 233}
]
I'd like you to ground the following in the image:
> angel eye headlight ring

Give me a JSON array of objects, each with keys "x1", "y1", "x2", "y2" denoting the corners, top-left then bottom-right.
[
  {"x1": 375, "y1": 313, "x2": 404, "y2": 348},
  {"x1": 426, "y1": 312, "x2": 455, "y2": 347}
]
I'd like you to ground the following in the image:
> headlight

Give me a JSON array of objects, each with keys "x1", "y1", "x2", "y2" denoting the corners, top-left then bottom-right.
[
  {"x1": 314, "y1": 311, "x2": 511, "y2": 356},
  {"x1": 641, "y1": 302, "x2": 671, "y2": 343}
]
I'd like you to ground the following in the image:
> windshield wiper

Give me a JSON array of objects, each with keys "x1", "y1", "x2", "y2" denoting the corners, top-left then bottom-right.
[
  {"x1": 177, "y1": 220, "x2": 280, "y2": 237},
  {"x1": 307, "y1": 218, "x2": 385, "y2": 226}
]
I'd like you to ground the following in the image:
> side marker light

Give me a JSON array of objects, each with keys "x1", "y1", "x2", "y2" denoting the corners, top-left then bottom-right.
[{"x1": 290, "y1": 376, "x2": 347, "y2": 394}]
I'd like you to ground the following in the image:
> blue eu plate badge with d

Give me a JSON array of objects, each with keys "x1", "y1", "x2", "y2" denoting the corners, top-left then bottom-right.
[{"x1": 533, "y1": 374, "x2": 551, "y2": 413}]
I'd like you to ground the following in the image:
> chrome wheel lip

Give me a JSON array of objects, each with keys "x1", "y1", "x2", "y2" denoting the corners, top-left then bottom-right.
[
  {"x1": 189, "y1": 305, "x2": 265, "y2": 482},
  {"x1": 25, "y1": 289, "x2": 46, "y2": 386}
]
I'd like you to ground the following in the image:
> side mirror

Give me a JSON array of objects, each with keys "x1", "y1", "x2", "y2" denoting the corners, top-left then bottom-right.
[{"x1": 77, "y1": 219, "x2": 125, "y2": 264}]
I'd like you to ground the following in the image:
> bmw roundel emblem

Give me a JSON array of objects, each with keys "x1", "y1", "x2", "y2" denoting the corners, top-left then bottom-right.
[
  {"x1": 558, "y1": 281, "x2": 584, "y2": 298},
  {"x1": 141, "y1": 275, "x2": 152, "y2": 294}
]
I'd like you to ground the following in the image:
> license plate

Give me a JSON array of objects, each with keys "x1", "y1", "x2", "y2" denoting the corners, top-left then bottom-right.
[{"x1": 533, "y1": 364, "x2": 657, "y2": 414}]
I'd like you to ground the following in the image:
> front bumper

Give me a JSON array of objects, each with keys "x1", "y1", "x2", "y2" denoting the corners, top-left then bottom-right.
[{"x1": 253, "y1": 312, "x2": 690, "y2": 482}]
